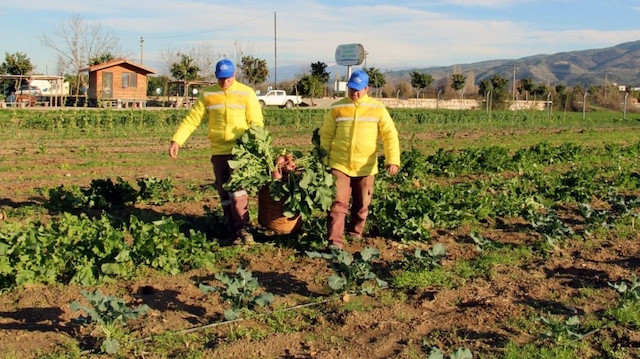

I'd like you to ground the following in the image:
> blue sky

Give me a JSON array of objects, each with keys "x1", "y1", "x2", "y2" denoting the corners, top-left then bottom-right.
[{"x1": 2, "y1": 0, "x2": 640, "y2": 80}]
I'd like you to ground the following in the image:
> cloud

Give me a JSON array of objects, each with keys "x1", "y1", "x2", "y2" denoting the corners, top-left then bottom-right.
[
  {"x1": 438, "y1": 0, "x2": 527, "y2": 7},
  {"x1": 3, "y1": 0, "x2": 640, "y2": 78}
]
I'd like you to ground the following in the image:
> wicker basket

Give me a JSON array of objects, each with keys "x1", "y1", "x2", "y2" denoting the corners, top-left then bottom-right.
[{"x1": 258, "y1": 186, "x2": 302, "y2": 234}]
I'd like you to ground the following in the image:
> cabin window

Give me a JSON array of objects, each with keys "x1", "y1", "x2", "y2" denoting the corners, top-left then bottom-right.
[{"x1": 122, "y1": 72, "x2": 137, "y2": 88}]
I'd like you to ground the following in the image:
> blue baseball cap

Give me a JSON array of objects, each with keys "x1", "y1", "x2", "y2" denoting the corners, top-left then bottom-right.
[
  {"x1": 347, "y1": 70, "x2": 369, "y2": 90},
  {"x1": 215, "y1": 59, "x2": 235, "y2": 78}
]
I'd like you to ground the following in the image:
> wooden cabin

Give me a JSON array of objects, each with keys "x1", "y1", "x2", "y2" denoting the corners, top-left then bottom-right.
[{"x1": 81, "y1": 59, "x2": 156, "y2": 108}]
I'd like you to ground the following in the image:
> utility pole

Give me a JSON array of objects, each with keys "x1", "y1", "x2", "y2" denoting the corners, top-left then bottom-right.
[
  {"x1": 604, "y1": 70, "x2": 608, "y2": 100},
  {"x1": 512, "y1": 64, "x2": 516, "y2": 102},
  {"x1": 274, "y1": 12, "x2": 277, "y2": 89},
  {"x1": 140, "y1": 37, "x2": 144, "y2": 65}
]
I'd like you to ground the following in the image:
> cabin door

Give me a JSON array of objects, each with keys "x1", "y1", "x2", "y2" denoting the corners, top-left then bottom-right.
[{"x1": 102, "y1": 72, "x2": 113, "y2": 99}]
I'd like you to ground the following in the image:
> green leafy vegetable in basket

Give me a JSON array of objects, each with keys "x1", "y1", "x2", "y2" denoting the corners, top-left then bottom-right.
[{"x1": 223, "y1": 125, "x2": 334, "y2": 220}]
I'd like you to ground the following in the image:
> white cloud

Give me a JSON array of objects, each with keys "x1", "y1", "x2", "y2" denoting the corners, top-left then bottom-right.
[
  {"x1": 434, "y1": 0, "x2": 529, "y2": 7},
  {"x1": 3, "y1": 0, "x2": 640, "y2": 77}
]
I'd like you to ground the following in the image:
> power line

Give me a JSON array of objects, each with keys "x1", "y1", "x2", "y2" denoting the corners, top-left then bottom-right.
[{"x1": 144, "y1": 13, "x2": 271, "y2": 40}]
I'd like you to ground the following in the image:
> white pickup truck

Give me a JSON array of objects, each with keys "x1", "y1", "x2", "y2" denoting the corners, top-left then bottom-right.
[{"x1": 256, "y1": 90, "x2": 302, "y2": 109}]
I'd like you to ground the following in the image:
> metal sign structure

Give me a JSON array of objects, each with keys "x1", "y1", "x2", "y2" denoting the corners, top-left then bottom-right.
[{"x1": 335, "y1": 43, "x2": 365, "y2": 66}]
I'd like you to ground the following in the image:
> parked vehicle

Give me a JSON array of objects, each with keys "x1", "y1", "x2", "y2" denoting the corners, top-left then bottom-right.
[
  {"x1": 29, "y1": 80, "x2": 70, "y2": 96},
  {"x1": 16, "y1": 85, "x2": 43, "y2": 96},
  {"x1": 256, "y1": 90, "x2": 302, "y2": 109}
]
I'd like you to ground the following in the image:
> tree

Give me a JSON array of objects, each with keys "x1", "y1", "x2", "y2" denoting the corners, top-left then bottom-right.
[
  {"x1": 568, "y1": 85, "x2": 586, "y2": 111},
  {"x1": 40, "y1": 13, "x2": 122, "y2": 76},
  {"x1": 147, "y1": 75, "x2": 171, "y2": 96},
  {"x1": 488, "y1": 74, "x2": 510, "y2": 109},
  {"x1": 395, "y1": 80, "x2": 413, "y2": 99},
  {"x1": 364, "y1": 67, "x2": 386, "y2": 94},
  {"x1": 41, "y1": 13, "x2": 122, "y2": 97},
  {"x1": 63, "y1": 73, "x2": 83, "y2": 98},
  {"x1": 410, "y1": 71, "x2": 433, "y2": 97},
  {"x1": 451, "y1": 73, "x2": 467, "y2": 97},
  {"x1": 169, "y1": 54, "x2": 200, "y2": 99},
  {"x1": 161, "y1": 42, "x2": 222, "y2": 80},
  {"x1": 517, "y1": 77, "x2": 534, "y2": 100},
  {"x1": 239, "y1": 56, "x2": 268, "y2": 87},
  {"x1": 294, "y1": 75, "x2": 323, "y2": 98},
  {"x1": 555, "y1": 84, "x2": 568, "y2": 111},
  {"x1": 89, "y1": 53, "x2": 117, "y2": 66},
  {"x1": 382, "y1": 82, "x2": 395, "y2": 98},
  {"x1": 1, "y1": 52, "x2": 33, "y2": 75},
  {"x1": 465, "y1": 70, "x2": 476, "y2": 95},
  {"x1": 190, "y1": 42, "x2": 223, "y2": 80},
  {"x1": 310, "y1": 62, "x2": 330, "y2": 83},
  {"x1": 0, "y1": 52, "x2": 34, "y2": 93},
  {"x1": 478, "y1": 79, "x2": 493, "y2": 97},
  {"x1": 532, "y1": 84, "x2": 548, "y2": 100},
  {"x1": 291, "y1": 61, "x2": 330, "y2": 98},
  {"x1": 170, "y1": 54, "x2": 200, "y2": 81},
  {"x1": 478, "y1": 79, "x2": 494, "y2": 111}
]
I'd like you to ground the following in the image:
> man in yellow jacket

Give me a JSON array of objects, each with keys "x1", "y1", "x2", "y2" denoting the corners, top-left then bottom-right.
[
  {"x1": 168, "y1": 59, "x2": 264, "y2": 244},
  {"x1": 320, "y1": 69, "x2": 400, "y2": 250}
]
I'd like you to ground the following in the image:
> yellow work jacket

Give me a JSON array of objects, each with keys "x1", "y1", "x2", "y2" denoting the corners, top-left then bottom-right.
[
  {"x1": 171, "y1": 81, "x2": 264, "y2": 155},
  {"x1": 320, "y1": 94, "x2": 400, "y2": 177}
]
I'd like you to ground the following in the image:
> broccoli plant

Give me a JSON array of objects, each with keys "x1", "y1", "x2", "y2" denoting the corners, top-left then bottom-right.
[
  {"x1": 609, "y1": 274, "x2": 640, "y2": 301},
  {"x1": 470, "y1": 231, "x2": 502, "y2": 252},
  {"x1": 426, "y1": 346, "x2": 473, "y2": 359},
  {"x1": 200, "y1": 267, "x2": 275, "y2": 320},
  {"x1": 399, "y1": 242, "x2": 446, "y2": 271},
  {"x1": 538, "y1": 314, "x2": 589, "y2": 341},
  {"x1": 136, "y1": 176, "x2": 174, "y2": 204},
  {"x1": 70, "y1": 289, "x2": 149, "y2": 354},
  {"x1": 306, "y1": 246, "x2": 387, "y2": 295},
  {"x1": 526, "y1": 208, "x2": 574, "y2": 247},
  {"x1": 578, "y1": 203, "x2": 613, "y2": 230}
]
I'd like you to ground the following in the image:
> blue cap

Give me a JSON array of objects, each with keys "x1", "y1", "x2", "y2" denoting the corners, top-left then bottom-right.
[
  {"x1": 347, "y1": 70, "x2": 369, "y2": 90},
  {"x1": 215, "y1": 59, "x2": 235, "y2": 78}
]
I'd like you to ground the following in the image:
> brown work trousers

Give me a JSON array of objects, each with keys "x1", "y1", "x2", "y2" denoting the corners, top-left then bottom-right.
[
  {"x1": 327, "y1": 169, "x2": 375, "y2": 246},
  {"x1": 211, "y1": 155, "x2": 250, "y2": 236}
]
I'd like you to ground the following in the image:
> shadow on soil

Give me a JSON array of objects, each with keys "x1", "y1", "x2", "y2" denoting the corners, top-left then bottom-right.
[
  {"x1": 133, "y1": 286, "x2": 207, "y2": 325},
  {"x1": 455, "y1": 328, "x2": 510, "y2": 348},
  {"x1": 543, "y1": 265, "x2": 612, "y2": 289},
  {"x1": 519, "y1": 297, "x2": 584, "y2": 316},
  {"x1": 252, "y1": 270, "x2": 319, "y2": 297},
  {"x1": 0, "y1": 307, "x2": 68, "y2": 332},
  {"x1": 0, "y1": 197, "x2": 44, "y2": 209}
]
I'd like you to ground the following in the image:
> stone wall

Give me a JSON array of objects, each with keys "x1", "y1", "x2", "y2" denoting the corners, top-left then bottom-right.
[{"x1": 378, "y1": 98, "x2": 550, "y2": 111}]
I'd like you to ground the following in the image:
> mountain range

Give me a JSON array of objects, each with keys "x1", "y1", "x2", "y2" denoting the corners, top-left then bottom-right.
[
  {"x1": 387, "y1": 40, "x2": 640, "y2": 88},
  {"x1": 275, "y1": 40, "x2": 640, "y2": 88}
]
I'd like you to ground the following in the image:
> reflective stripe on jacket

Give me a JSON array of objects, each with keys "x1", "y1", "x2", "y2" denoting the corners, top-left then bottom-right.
[
  {"x1": 171, "y1": 81, "x2": 264, "y2": 155},
  {"x1": 320, "y1": 94, "x2": 400, "y2": 177}
]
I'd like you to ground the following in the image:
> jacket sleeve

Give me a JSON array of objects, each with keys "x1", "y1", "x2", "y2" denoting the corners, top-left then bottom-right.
[
  {"x1": 378, "y1": 108, "x2": 401, "y2": 167},
  {"x1": 246, "y1": 90, "x2": 264, "y2": 127},
  {"x1": 319, "y1": 110, "x2": 336, "y2": 166},
  {"x1": 170, "y1": 96, "x2": 207, "y2": 146}
]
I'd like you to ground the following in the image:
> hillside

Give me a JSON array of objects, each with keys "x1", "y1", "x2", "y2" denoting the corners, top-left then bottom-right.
[{"x1": 389, "y1": 40, "x2": 640, "y2": 87}]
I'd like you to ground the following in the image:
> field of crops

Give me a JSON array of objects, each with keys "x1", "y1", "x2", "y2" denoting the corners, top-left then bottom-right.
[{"x1": 1, "y1": 107, "x2": 640, "y2": 358}]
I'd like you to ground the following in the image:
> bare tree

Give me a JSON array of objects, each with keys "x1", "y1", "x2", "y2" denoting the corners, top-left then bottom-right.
[
  {"x1": 395, "y1": 80, "x2": 414, "y2": 98},
  {"x1": 161, "y1": 42, "x2": 223, "y2": 80},
  {"x1": 230, "y1": 40, "x2": 257, "y2": 68},
  {"x1": 189, "y1": 42, "x2": 224, "y2": 80},
  {"x1": 40, "y1": 13, "x2": 122, "y2": 77},
  {"x1": 160, "y1": 48, "x2": 182, "y2": 77}
]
